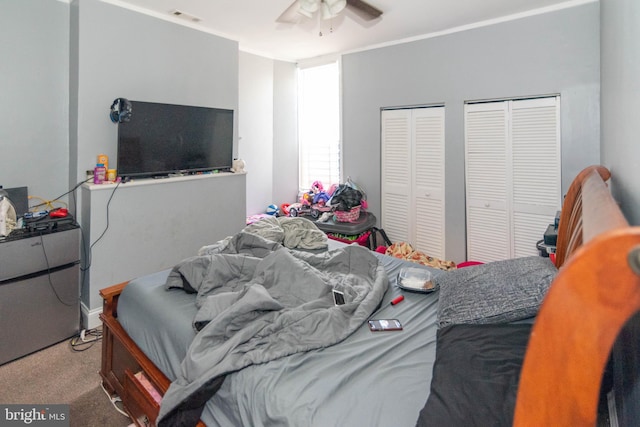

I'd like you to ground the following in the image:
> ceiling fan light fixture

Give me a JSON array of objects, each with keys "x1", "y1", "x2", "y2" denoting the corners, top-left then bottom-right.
[
  {"x1": 320, "y1": 2, "x2": 333, "y2": 20},
  {"x1": 298, "y1": 8, "x2": 314, "y2": 18},
  {"x1": 299, "y1": 0, "x2": 319, "y2": 18},
  {"x1": 323, "y1": 0, "x2": 347, "y2": 16},
  {"x1": 278, "y1": 0, "x2": 381, "y2": 25}
]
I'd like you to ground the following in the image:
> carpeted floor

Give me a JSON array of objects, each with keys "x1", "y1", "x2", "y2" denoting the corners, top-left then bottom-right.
[{"x1": 0, "y1": 332, "x2": 130, "y2": 427}]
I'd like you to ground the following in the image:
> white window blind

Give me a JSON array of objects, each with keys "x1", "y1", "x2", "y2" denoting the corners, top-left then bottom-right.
[{"x1": 298, "y1": 62, "x2": 341, "y2": 189}]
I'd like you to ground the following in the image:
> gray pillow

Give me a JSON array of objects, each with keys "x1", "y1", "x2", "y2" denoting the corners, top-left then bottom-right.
[{"x1": 436, "y1": 256, "x2": 557, "y2": 328}]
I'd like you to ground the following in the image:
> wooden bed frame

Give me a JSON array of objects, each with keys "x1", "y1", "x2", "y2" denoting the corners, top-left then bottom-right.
[{"x1": 99, "y1": 165, "x2": 640, "y2": 427}]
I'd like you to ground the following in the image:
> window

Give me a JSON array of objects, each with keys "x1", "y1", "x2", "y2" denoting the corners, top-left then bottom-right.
[{"x1": 298, "y1": 61, "x2": 341, "y2": 190}]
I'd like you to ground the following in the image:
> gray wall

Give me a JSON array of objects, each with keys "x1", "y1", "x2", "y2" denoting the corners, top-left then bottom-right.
[
  {"x1": 341, "y1": 2, "x2": 601, "y2": 262},
  {"x1": 0, "y1": 0, "x2": 70, "y2": 199},
  {"x1": 239, "y1": 53, "x2": 299, "y2": 216},
  {"x1": 239, "y1": 52, "x2": 275, "y2": 215},
  {"x1": 70, "y1": 0, "x2": 242, "y2": 317},
  {"x1": 72, "y1": 0, "x2": 239, "y2": 185},
  {"x1": 3, "y1": 0, "x2": 244, "y2": 323},
  {"x1": 81, "y1": 173, "x2": 246, "y2": 327},
  {"x1": 1, "y1": 0, "x2": 240, "y2": 208},
  {"x1": 601, "y1": 0, "x2": 640, "y2": 226},
  {"x1": 272, "y1": 61, "x2": 300, "y2": 207},
  {"x1": 601, "y1": 0, "x2": 640, "y2": 423}
]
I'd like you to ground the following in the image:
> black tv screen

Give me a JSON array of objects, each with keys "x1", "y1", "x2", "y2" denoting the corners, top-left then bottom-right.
[{"x1": 117, "y1": 101, "x2": 234, "y2": 178}]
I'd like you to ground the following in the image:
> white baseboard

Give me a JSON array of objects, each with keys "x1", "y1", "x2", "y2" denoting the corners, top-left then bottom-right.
[{"x1": 81, "y1": 302, "x2": 103, "y2": 330}]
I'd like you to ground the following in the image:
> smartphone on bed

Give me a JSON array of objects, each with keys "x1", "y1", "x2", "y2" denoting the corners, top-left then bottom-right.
[{"x1": 368, "y1": 319, "x2": 403, "y2": 332}]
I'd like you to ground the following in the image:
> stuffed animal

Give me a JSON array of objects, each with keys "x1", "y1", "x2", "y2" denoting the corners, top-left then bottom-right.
[{"x1": 231, "y1": 158, "x2": 246, "y2": 173}]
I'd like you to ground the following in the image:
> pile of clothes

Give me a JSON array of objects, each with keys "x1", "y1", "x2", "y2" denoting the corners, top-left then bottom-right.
[{"x1": 384, "y1": 242, "x2": 457, "y2": 271}]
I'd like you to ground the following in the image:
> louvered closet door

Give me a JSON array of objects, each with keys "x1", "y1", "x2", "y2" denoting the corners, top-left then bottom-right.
[
  {"x1": 413, "y1": 108, "x2": 445, "y2": 258},
  {"x1": 382, "y1": 107, "x2": 445, "y2": 258},
  {"x1": 465, "y1": 97, "x2": 561, "y2": 262},
  {"x1": 465, "y1": 102, "x2": 510, "y2": 262},
  {"x1": 511, "y1": 97, "x2": 561, "y2": 257},
  {"x1": 381, "y1": 110, "x2": 412, "y2": 244}
]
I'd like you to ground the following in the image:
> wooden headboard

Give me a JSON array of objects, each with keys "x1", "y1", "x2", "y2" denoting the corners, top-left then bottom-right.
[{"x1": 514, "y1": 165, "x2": 640, "y2": 426}]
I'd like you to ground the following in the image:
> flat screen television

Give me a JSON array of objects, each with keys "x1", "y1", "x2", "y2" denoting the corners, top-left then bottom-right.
[{"x1": 117, "y1": 101, "x2": 234, "y2": 179}]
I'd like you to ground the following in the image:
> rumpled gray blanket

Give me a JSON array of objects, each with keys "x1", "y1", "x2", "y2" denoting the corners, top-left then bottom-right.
[
  {"x1": 157, "y1": 232, "x2": 388, "y2": 426},
  {"x1": 199, "y1": 216, "x2": 327, "y2": 254}
]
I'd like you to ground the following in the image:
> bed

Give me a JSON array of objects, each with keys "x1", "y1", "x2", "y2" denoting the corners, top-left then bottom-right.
[{"x1": 99, "y1": 165, "x2": 640, "y2": 427}]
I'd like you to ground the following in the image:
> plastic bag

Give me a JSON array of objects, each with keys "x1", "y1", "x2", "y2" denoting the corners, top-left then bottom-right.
[
  {"x1": 345, "y1": 177, "x2": 367, "y2": 202},
  {"x1": 328, "y1": 182, "x2": 363, "y2": 211}
]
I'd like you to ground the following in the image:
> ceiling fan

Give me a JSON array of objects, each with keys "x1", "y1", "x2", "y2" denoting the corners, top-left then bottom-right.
[{"x1": 276, "y1": 0, "x2": 383, "y2": 24}]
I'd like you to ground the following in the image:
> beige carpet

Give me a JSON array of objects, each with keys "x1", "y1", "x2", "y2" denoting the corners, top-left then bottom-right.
[{"x1": 0, "y1": 334, "x2": 130, "y2": 427}]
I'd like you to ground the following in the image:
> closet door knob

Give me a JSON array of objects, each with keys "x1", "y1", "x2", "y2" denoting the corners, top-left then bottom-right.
[{"x1": 484, "y1": 203, "x2": 490, "y2": 208}]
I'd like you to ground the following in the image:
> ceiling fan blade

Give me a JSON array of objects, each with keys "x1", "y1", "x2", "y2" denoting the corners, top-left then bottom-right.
[
  {"x1": 346, "y1": 0, "x2": 382, "y2": 20},
  {"x1": 276, "y1": 0, "x2": 303, "y2": 24}
]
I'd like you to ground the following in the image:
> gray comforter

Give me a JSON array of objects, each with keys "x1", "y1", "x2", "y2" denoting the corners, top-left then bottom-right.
[
  {"x1": 198, "y1": 216, "x2": 328, "y2": 255},
  {"x1": 157, "y1": 232, "x2": 388, "y2": 426}
]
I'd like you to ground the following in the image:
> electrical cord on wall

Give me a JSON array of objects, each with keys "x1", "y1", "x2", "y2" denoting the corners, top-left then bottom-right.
[
  {"x1": 71, "y1": 184, "x2": 93, "y2": 297},
  {"x1": 81, "y1": 179, "x2": 121, "y2": 273},
  {"x1": 76, "y1": 180, "x2": 121, "y2": 327},
  {"x1": 26, "y1": 177, "x2": 121, "y2": 330},
  {"x1": 14, "y1": 177, "x2": 123, "y2": 338},
  {"x1": 33, "y1": 177, "x2": 121, "y2": 268},
  {"x1": 45, "y1": 176, "x2": 122, "y2": 319},
  {"x1": 89, "y1": 178, "x2": 120, "y2": 250},
  {"x1": 38, "y1": 232, "x2": 78, "y2": 307},
  {"x1": 23, "y1": 178, "x2": 122, "y2": 331},
  {"x1": 30, "y1": 177, "x2": 92, "y2": 215},
  {"x1": 43, "y1": 178, "x2": 95, "y2": 317},
  {"x1": 28, "y1": 195, "x2": 68, "y2": 212}
]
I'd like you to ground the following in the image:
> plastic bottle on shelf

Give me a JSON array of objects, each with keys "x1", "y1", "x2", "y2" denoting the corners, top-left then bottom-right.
[
  {"x1": 97, "y1": 154, "x2": 109, "y2": 170},
  {"x1": 94, "y1": 163, "x2": 106, "y2": 184}
]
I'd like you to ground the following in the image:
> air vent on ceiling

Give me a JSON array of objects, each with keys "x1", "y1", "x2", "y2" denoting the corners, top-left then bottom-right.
[{"x1": 170, "y1": 9, "x2": 202, "y2": 23}]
